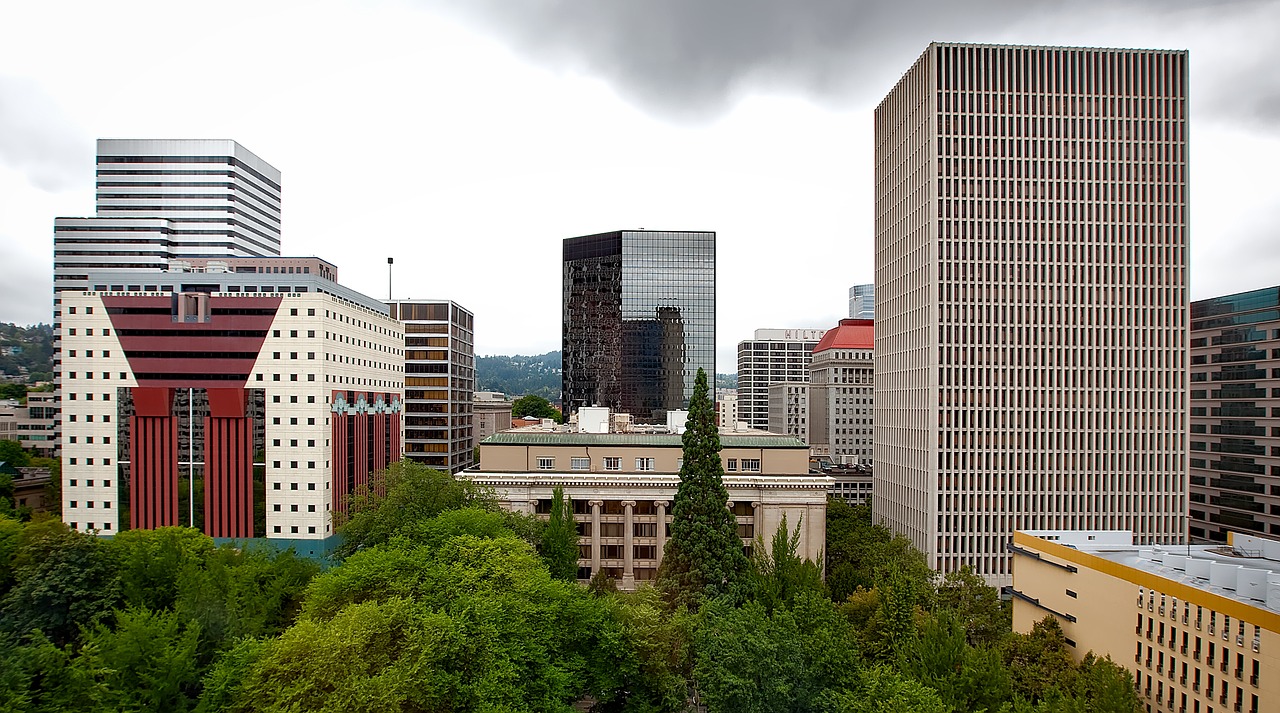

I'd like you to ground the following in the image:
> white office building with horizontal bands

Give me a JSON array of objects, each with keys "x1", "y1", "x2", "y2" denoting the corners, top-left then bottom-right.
[
  {"x1": 873, "y1": 43, "x2": 1189, "y2": 586},
  {"x1": 55, "y1": 139, "x2": 282, "y2": 297},
  {"x1": 736, "y1": 328, "x2": 828, "y2": 431}
]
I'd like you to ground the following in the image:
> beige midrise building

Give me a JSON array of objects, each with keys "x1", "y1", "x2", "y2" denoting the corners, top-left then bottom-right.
[
  {"x1": 468, "y1": 415, "x2": 831, "y2": 590},
  {"x1": 1012, "y1": 530, "x2": 1280, "y2": 713}
]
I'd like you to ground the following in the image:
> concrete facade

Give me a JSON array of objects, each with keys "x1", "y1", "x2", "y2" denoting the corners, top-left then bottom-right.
[
  {"x1": 0, "y1": 392, "x2": 57, "y2": 456},
  {"x1": 471, "y1": 428, "x2": 829, "y2": 589},
  {"x1": 1012, "y1": 530, "x2": 1280, "y2": 713},
  {"x1": 737, "y1": 328, "x2": 827, "y2": 431},
  {"x1": 874, "y1": 44, "x2": 1190, "y2": 585},
  {"x1": 473, "y1": 392, "x2": 513, "y2": 443},
  {"x1": 808, "y1": 320, "x2": 875, "y2": 466},
  {"x1": 767, "y1": 382, "x2": 808, "y2": 443}
]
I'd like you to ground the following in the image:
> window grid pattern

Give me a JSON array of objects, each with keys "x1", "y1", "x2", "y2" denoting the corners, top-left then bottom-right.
[{"x1": 874, "y1": 44, "x2": 1189, "y2": 585}]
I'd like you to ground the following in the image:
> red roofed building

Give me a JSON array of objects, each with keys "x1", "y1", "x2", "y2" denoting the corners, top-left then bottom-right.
[
  {"x1": 809, "y1": 319, "x2": 874, "y2": 481},
  {"x1": 812, "y1": 319, "x2": 874, "y2": 353}
]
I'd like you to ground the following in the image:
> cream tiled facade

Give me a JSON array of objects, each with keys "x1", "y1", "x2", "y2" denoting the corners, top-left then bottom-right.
[
  {"x1": 471, "y1": 429, "x2": 830, "y2": 589},
  {"x1": 1012, "y1": 531, "x2": 1279, "y2": 713},
  {"x1": 60, "y1": 268, "x2": 404, "y2": 551},
  {"x1": 874, "y1": 44, "x2": 1190, "y2": 585}
]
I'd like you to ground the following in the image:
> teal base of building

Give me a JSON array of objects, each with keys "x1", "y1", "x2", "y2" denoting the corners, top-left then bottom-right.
[{"x1": 211, "y1": 535, "x2": 343, "y2": 563}]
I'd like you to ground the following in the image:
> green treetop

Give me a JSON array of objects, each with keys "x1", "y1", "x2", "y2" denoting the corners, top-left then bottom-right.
[
  {"x1": 540, "y1": 486, "x2": 580, "y2": 582},
  {"x1": 658, "y1": 368, "x2": 748, "y2": 609},
  {"x1": 512, "y1": 394, "x2": 562, "y2": 423}
]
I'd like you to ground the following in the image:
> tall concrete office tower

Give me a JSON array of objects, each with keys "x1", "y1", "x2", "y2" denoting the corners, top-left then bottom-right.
[
  {"x1": 874, "y1": 44, "x2": 1189, "y2": 585},
  {"x1": 562, "y1": 230, "x2": 715, "y2": 422}
]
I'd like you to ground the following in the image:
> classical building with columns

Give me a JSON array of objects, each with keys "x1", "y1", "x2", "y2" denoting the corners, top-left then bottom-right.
[{"x1": 468, "y1": 426, "x2": 831, "y2": 589}]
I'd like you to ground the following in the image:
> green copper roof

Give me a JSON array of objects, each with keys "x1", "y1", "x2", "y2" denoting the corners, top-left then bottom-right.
[{"x1": 482, "y1": 432, "x2": 807, "y2": 448}]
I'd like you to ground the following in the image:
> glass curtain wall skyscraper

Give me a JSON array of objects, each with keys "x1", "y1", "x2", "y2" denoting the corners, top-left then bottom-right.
[
  {"x1": 874, "y1": 44, "x2": 1189, "y2": 586},
  {"x1": 562, "y1": 230, "x2": 715, "y2": 421}
]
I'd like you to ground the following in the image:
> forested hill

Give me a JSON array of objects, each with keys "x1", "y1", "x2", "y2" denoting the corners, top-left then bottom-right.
[
  {"x1": 0, "y1": 323, "x2": 54, "y2": 383},
  {"x1": 476, "y1": 351, "x2": 561, "y2": 400}
]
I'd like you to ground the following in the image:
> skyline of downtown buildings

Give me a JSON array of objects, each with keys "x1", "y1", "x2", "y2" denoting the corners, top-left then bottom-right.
[
  {"x1": 40, "y1": 42, "x2": 1225, "y2": 572},
  {"x1": 873, "y1": 43, "x2": 1190, "y2": 585}
]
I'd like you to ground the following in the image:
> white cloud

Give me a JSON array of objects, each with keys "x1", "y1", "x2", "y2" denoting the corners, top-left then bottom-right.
[{"x1": 0, "y1": 0, "x2": 1277, "y2": 375}]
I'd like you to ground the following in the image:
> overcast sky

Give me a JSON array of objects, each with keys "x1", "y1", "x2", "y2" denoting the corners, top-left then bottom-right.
[{"x1": 2, "y1": 0, "x2": 1278, "y2": 372}]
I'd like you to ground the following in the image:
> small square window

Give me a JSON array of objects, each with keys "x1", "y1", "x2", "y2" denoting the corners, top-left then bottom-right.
[
  {"x1": 308, "y1": 526, "x2": 316, "y2": 534},
  {"x1": 273, "y1": 504, "x2": 281, "y2": 511},
  {"x1": 290, "y1": 526, "x2": 299, "y2": 534},
  {"x1": 290, "y1": 483, "x2": 299, "y2": 490},
  {"x1": 273, "y1": 526, "x2": 281, "y2": 533},
  {"x1": 273, "y1": 482, "x2": 281, "y2": 490},
  {"x1": 307, "y1": 482, "x2": 316, "y2": 490}
]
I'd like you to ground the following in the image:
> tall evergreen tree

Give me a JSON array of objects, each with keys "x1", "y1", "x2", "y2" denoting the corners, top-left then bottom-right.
[
  {"x1": 659, "y1": 368, "x2": 748, "y2": 609},
  {"x1": 540, "y1": 486, "x2": 580, "y2": 582}
]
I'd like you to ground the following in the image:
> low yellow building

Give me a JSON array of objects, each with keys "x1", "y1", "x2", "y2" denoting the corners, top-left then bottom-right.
[
  {"x1": 1012, "y1": 530, "x2": 1280, "y2": 713},
  {"x1": 468, "y1": 425, "x2": 831, "y2": 590}
]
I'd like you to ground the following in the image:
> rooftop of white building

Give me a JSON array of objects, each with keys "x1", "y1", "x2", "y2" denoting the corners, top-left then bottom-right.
[{"x1": 1019, "y1": 530, "x2": 1280, "y2": 614}]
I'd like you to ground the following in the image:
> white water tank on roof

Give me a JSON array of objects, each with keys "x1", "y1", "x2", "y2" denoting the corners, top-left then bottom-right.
[{"x1": 578, "y1": 407, "x2": 610, "y2": 434}]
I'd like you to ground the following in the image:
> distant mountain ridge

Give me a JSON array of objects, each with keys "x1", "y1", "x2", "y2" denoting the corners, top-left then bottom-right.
[{"x1": 476, "y1": 351, "x2": 562, "y2": 401}]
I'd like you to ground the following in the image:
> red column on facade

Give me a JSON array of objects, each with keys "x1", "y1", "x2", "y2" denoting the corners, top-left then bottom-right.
[
  {"x1": 204, "y1": 388, "x2": 254, "y2": 539},
  {"x1": 130, "y1": 387, "x2": 178, "y2": 529},
  {"x1": 353, "y1": 397, "x2": 370, "y2": 497},
  {"x1": 331, "y1": 392, "x2": 349, "y2": 516},
  {"x1": 372, "y1": 405, "x2": 387, "y2": 476}
]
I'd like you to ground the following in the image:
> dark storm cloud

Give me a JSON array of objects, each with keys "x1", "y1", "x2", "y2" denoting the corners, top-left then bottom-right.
[
  {"x1": 0, "y1": 76, "x2": 92, "y2": 191},
  {"x1": 427, "y1": 0, "x2": 1279, "y2": 126}
]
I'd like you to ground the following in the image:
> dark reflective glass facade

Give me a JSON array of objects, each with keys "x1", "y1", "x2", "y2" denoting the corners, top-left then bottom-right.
[
  {"x1": 1189, "y1": 285, "x2": 1280, "y2": 542},
  {"x1": 563, "y1": 230, "x2": 715, "y2": 421}
]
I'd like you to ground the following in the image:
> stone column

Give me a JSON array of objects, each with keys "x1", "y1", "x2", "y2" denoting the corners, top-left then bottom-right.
[
  {"x1": 751, "y1": 500, "x2": 762, "y2": 542},
  {"x1": 621, "y1": 500, "x2": 637, "y2": 589},
  {"x1": 654, "y1": 500, "x2": 669, "y2": 566},
  {"x1": 589, "y1": 499, "x2": 603, "y2": 576}
]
